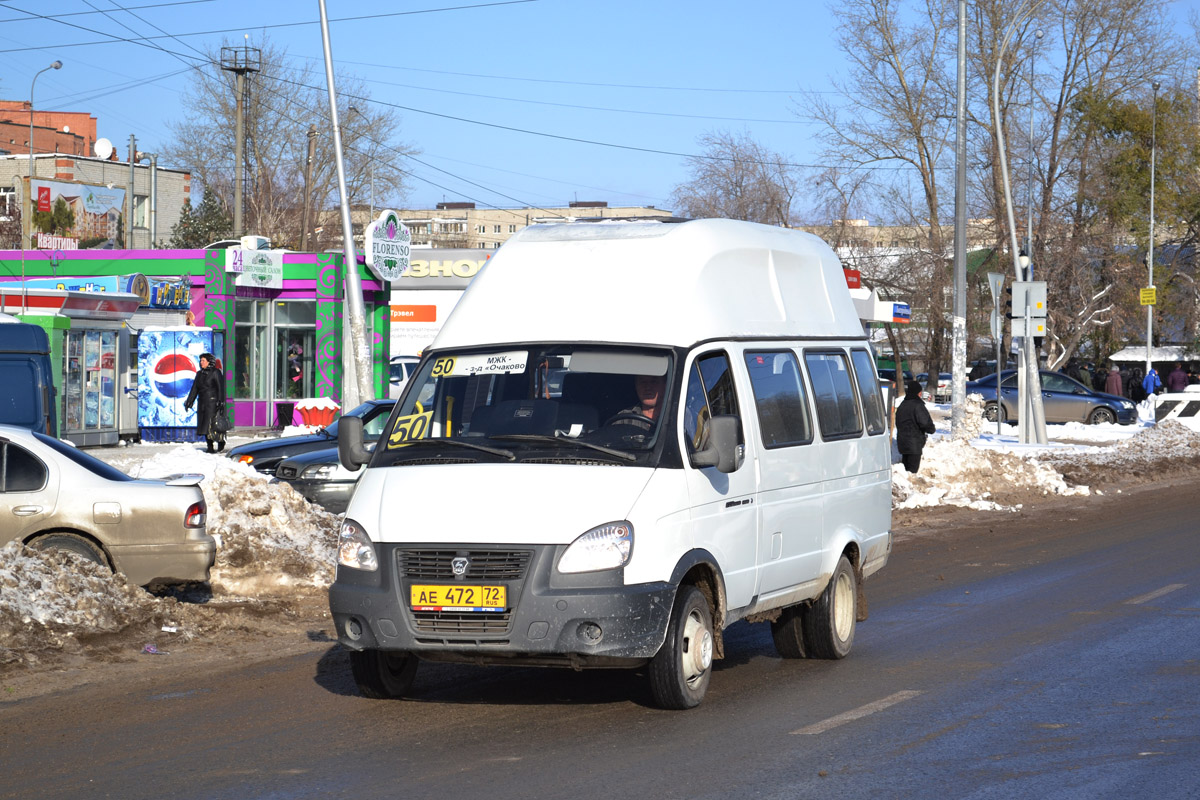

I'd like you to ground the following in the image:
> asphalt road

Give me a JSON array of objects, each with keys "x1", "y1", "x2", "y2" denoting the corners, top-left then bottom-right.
[{"x1": 3, "y1": 484, "x2": 1198, "y2": 800}]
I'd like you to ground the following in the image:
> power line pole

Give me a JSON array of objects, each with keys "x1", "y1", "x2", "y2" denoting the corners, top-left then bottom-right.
[
  {"x1": 221, "y1": 41, "x2": 260, "y2": 240},
  {"x1": 950, "y1": 0, "x2": 968, "y2": 439}
]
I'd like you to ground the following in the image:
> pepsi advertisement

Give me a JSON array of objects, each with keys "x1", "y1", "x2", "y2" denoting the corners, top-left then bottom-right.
[{"x1": 137, "y1": 327, "x2": 222, "y2": 440}]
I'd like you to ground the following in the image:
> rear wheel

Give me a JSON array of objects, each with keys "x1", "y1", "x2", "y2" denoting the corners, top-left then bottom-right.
[
  {"x1": 349, "y1": 649, "x2": 418, "y2": 699},
  {"x1": 770, "y1": 605, "x2": 808, "y2": 659},
  {"x1": 29, "y1": 533, "x2": 107, "y2": 570},
  {"x1": 802, "y1": 555, "x2": 857, "y2": 660},
  {"x1": 983, "y1": 401, "x2": 1006, "y2": 423},
  {"x1": 649, "y1": 585, "x2": 714, "y2": 709},
  {"x1": 1088, "y1": 407, "x2": 1117, "y2": 425}
]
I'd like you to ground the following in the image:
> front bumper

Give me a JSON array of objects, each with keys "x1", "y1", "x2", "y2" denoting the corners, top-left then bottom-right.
[{"x1": 329, "y1": 543, "x2": 675, "y2": 666}]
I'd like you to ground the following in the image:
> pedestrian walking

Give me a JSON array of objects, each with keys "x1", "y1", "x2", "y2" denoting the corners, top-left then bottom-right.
[
  {"x1": 1166, "y1": 362, "x2": 1189, "y2": 393},
  {"x1": 1104, "y1": 365, "x2": 1123, "y2": 397},
  {"x1": 1142, "y1": 367, "x2": 1163, "y2": 398},
  {"x1": 895, "y1": 380, "x2": 936, "y2": 474},
  {"x1": 184, "y1": 352, "x2": 226, "y2": 453}
]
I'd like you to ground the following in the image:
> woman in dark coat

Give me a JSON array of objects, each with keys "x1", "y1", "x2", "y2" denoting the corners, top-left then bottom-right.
[
  {"x1": 894, "y1": 380, "x2": 936, "y2": 474},
  {"x1": 184, "y1": 353, "x2": 226, "y2": 452}
]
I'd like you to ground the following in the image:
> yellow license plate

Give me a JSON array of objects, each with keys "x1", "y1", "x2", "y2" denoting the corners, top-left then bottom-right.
[{"x1": 410, "y1": 584, "x2": 507, "y2": 612}]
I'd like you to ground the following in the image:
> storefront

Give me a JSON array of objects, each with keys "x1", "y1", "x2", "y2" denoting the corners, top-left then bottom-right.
[{"x1": 0, "y1": 246, "x2": 390, "y2": 439}]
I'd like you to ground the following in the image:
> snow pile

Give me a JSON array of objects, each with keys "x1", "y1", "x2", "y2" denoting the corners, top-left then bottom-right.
[
  {"x1": 0, "y1": 541, "x2": 186, "y2": 666},
  {"x1": 127, "y1": 447, "x2": 341, "y2": 594},
  {"x1": 1041, "y1": 420, "x2": 1200, "y2": 484}
]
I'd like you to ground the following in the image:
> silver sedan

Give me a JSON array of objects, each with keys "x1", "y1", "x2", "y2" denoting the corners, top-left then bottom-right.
[{"x1": 0, "y1": 424, "x2": 216, "y2": 586}]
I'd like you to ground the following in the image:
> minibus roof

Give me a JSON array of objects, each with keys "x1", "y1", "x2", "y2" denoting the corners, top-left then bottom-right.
[{"x1": 431, "y1": 218, "x2": 865, "y2": 350}]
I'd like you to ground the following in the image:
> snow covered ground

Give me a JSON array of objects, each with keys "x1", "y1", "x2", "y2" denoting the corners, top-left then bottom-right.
[{"x1": 4, "y1": 394, "x2": 1200, "y2": 666}]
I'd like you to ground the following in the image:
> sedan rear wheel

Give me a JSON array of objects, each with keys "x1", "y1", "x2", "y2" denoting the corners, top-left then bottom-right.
[
  {"x1": 1088, "y1": 407, "x2": 1117, "y2": 425},
  {"x1": 983, "y1": 401, "x2": 1006, "y2": 423},
  {"x1": 29, "y1": 533, "x2": 108, "y2": 570}
]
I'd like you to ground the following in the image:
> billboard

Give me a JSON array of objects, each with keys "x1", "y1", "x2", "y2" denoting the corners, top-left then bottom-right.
[{"x1": 27, "y1": 178, "x2": 125, "y2": 248}]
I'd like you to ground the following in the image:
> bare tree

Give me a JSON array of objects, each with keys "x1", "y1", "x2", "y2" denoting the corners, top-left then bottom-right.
[
  {"x1": 162, "y1": 38, "x2": 417, "y2": 249},
  {"x1": 670, "y1": 131, "x2": 801, "y2": 225}
]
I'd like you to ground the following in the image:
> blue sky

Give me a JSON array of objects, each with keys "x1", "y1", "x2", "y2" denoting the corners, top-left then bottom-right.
[{"x1": 1, "y1": 0, "x2": 1196, "y2": 215}]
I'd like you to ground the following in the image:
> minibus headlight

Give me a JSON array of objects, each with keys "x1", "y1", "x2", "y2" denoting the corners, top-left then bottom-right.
[
  {"x1": 338, "y1": 518, "x2": 378, "y2": 571},
  {"x1": 558, "y1": 521, "x2": 633, "y2": 574}
]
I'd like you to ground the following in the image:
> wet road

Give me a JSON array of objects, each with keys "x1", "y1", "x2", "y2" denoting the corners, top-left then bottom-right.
[{"x1": 3, "y1": 484, "x2": 1198, "y2": 799}]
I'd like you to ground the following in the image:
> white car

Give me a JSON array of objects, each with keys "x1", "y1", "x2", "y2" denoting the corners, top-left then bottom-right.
[{"x1": 388, "y1": 356, "x2": 420, "y2": 399}]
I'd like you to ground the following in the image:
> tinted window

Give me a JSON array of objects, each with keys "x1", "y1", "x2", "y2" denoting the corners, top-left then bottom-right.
[
  {"x1": 34, "y1": 432, "x2": 133, "y2": 482},
  {"x1": 1042, "y1": 373, "x2": 1078, "y2": 393},
  {"x1": 744, "y1": 351, "x2": 812, "y2": 448},
  {"x1": 850, "y1": 349, "x2": 887, "y2": 435},
  {"x1": 683, "y1": 352, "x2": 743, "y2": 454},
  {"x1": 1, "y1": 443, "x2": 48, "y2": 492},
  {"x1": 804, "y1": 351, "x2": 863, "y2": 439}
]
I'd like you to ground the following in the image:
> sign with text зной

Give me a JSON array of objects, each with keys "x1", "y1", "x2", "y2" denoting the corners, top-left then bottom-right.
[{"x1": 365, "y1": 209, "x2": 411, "y2": 282}]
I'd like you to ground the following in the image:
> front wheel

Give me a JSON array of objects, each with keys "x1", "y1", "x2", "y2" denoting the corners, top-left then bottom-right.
[
  {"x1": 1088, "y1": 407, "x2": 1117, "y2": 425},
  {"x1": 983, "y1": 401, "x2": 1006, "y2": 423},
  {"x1": 349, "y1": 649, "x2": 418, "y2": 699},
  {"x1": 802, "y1": 555, "x2": 857, "y2": 659},
  {"x1": 648, "y1": 585, "x2": 714, "y2": 709}
]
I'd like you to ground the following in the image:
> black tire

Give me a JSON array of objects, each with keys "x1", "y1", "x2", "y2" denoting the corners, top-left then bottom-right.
[
  {"x1": 649, "y1": 585, "x2": 714, "y2": 710},
  {"x1": 983, "y1": 401, "x2": 1006, "y2": 423},
  {"x1": 770, "y1": 605, "x2": 808, "y2": 659},
  {"x1": 802, "y1": 555, "x2": 857, "y2": 660},
  {"x1": 349, "y1": 649, "x2": 418, "y2": 699},
  {"x1": 29, "y1": 533, "x2": 107, "y2": 569},
  {"x1": 1088, "y1": 407, "x2": 1116, "y2": 425}
]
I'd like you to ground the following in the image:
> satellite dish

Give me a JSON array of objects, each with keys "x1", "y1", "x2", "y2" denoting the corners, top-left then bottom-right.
[{"x1": 94, "y1": 137, "x2": 113, "y2": 160}]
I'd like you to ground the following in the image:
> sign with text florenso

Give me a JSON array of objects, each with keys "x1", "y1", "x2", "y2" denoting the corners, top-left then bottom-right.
[{"x1": 365, "y1": 209, "x2": 411, "y2": 281}]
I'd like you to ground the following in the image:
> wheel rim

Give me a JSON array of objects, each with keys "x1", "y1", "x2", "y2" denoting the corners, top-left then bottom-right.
[
  {"x1": 681, "y1": 608, "x2": 713, "y2": 687},
  {"x1": 1092, "y1": 409, "x2": 1115, "y2": 424},
  {"x1": 833, "y1": 572, "x2": 854, "y2": 642}
]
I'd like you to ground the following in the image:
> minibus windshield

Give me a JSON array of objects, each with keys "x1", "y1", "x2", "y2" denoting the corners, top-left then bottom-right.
[{"x1": 375, "y1": 345, "x2": 673, "y2": 467}]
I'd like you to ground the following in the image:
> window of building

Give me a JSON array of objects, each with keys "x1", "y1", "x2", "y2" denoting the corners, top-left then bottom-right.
[
  {"x1": 508, "y1": 224, "x2": 517, "y2": 233},
  {"x1": 494, "y1": 225, "x2": 501, "y2": 233}
]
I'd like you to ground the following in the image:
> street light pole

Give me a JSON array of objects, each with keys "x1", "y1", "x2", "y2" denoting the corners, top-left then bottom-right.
[
  {"x1": 1146, "y1": 81, "x2": 1160, "y2": 376},
  {"x1": 23, "y1": 59, "x2": 63, "y2": 312},
  {"x1": 1025, "y1": 29, "x2": 1043, "y2": 275}
]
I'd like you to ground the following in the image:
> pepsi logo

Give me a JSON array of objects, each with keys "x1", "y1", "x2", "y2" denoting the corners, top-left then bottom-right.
[{"x1": 153, "y1": 352, "x2": 198, "y2": 399}]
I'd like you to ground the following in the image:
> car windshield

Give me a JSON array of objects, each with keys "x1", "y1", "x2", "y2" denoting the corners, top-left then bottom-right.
[{"x1": 374, "y1": 345, "x2": 673, "y2": 468}]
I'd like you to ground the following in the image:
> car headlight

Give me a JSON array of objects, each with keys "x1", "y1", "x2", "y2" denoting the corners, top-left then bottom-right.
[
  {"x1": 337, "y1": 518, "x2": 378, "y2": 571},
  {"x1": 302, "y1": 463, "x2": 337, "y2": 479},
  {"x1": 557, "y1": 521, "x2": 633, "y2": 574},
  {"x1": 1121, "y1": 401, "x2": 1135, "y2": 410}
]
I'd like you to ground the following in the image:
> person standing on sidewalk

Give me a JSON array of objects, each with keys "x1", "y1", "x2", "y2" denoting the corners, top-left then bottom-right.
[
  {"x1": 184, "y1": 353, "x2": 226, "y2": 453},
  {"x1": 895, "y1": 380, "x2": 936, "y2": 474}
]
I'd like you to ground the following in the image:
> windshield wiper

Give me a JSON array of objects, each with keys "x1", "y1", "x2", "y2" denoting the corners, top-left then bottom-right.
[
  {"x1": 389, "y1": 437, "x2": 515, "y2": 460},
  {"x1": 488, "y1": 433, "x2": 637, "y2": 462}
]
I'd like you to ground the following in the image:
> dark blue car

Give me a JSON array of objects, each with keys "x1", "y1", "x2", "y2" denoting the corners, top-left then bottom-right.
[
  {"x1": 226, "y1": 399, "x2": 394, "y2": 475},
  {"x1": 967, "y1": 369, "x2": 1136, "y2": 425}
]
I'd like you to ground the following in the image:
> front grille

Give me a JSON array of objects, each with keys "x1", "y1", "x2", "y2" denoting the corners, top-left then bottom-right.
[
  {"x1": 398, "y1": 549, "x2": 532, "y2": 581},
  {"x1": 411, "y1": 611, "x2": 512, "y2": 635}
]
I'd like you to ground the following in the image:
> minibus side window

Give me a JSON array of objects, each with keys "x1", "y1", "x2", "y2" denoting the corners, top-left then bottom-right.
[
  {"x1": 683, "y1": 353, "x2": 743, "y2": 454},
  {"x1": 803, "y1": 350, "x2": 864, "y2": 439},
  {"x1": 744, "y1": 351, "x2": 813, "y2": 448},
  {"x1": 850, "y1": 349, "x2": 887, "y2": 435}
]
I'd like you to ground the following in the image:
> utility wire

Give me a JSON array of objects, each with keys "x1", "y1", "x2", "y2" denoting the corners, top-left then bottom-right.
[{"x1": 0, "y1": 0, "x2": 214, "y2": 25}]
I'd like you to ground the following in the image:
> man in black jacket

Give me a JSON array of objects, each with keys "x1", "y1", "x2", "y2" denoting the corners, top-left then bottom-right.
[{"x1": 895, "y1": 380, "x2": 936, "y2": 474}]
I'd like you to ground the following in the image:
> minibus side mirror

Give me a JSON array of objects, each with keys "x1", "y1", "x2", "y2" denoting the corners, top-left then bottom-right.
[
  {"x1": 689, "y1": 415, "x2": 743, "y2": 474},
  {"x1": 338, "y1": 416, "x2": 371, "y2": 470}
]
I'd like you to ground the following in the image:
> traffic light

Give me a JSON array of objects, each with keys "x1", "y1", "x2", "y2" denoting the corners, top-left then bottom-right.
[{"x1": 1004, "y1": 286, "x2": 1015, "y2": 319}]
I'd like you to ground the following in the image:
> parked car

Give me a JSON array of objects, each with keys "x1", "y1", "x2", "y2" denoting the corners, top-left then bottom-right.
[
  {"x1": 877, "y1": 368, "x2": 914, "y2": 386},
  {"x1": 966, "y1": 369, "x2": 1136, "y2": 425},
  {"x1": 388, "y1": 356, "x2": 420, "y2": 399},
  {"x1": 0, "y1": 424, "x2": 214, "y2": 586},
  {"x1": 227, "y1": 399, "x2": 394, "y2": 476},
  {"x1": 916, "y1": 372, "x2": 952, "y2": 402},
  {"x1": 273, "y1": 445, "x2": 370, "y2": 514}
]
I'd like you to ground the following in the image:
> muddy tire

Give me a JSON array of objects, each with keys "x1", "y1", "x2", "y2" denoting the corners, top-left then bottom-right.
[
  {"x1": 770, "y1": 605, "x2": 809, "y2": 659},
  {"x1": 1088, "y1": 407, "x2": 1116, "y2": 425},
  {"x1": 29, "y1": 533, "x2": 107, "y2": 570},
  {"x1": 648, "y1": 585, "x2": 714, "y2": 710},
  {"x1": 349, "y1": 649, "x2": 418, "y2": 699},
  {"x1": 983, "y1": 401, "x2": 1006, "y2": 423},
  {"x1": 802, "y1": 555, "x2": 856, "y2": 660}
]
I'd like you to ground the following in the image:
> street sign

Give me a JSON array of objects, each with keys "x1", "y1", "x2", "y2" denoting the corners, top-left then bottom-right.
[
  {"x1": 1011, "y1": 281, "x2": 1047, "y2": 317},
  {"x1": 1011, "y1": 316, "x2": 1046, "y2": 338},
  {"x1": 1140, "y1": 286, "x2": 1157, "y2": 306},
  {"x1": 364, "y1": 209, "x2": 411, "y2": 281},
  {"x1": 987, "y1": 272, "x2": 1004, "y2": 303},
  {"x1": 990, "y1": 308, "x2": 1001, "y2": 339}
]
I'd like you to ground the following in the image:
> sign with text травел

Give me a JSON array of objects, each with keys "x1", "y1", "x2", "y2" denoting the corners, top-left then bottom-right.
[
  {"x1": 226, "y1": 248, "x2": 284, "y2": 290},
  {"x1": 365, "y1": 209, "x2": 412, "y2": 281}
]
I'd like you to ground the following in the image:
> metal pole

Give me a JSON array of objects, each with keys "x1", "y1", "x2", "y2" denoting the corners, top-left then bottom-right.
[
  {"x1": 149, "y1": 153, "x2": 157, "y2": 246},
  {"x1": 233, "y1": 70, "x2": 245, "y2": 239},
  {"x1": 950, "y1": 0, "x2": 968, "y2": 439},
  {"x1": 1025, "y1": 30, "x2": 1043, "y2": 276},
  {"x1": 318, "y1": 0, "x2": 373, "y2": 407},
  {"x1": 1146, "y1": 81, "x2": 1160, "y2": 376},
  {"x1": 301, "y1": 124, "x2": 317, "y2": 251},
  {"x1": 25, "y1": 61, "x2": 64, "y2": 309},
  {"x1": 127, "y1": 134, "x2": 136, "y2": 249}
]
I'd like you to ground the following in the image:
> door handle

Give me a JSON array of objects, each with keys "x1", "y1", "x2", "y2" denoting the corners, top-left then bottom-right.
[{"x1": 13, "y1": 505, "x2": 43, "y2": 516}]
